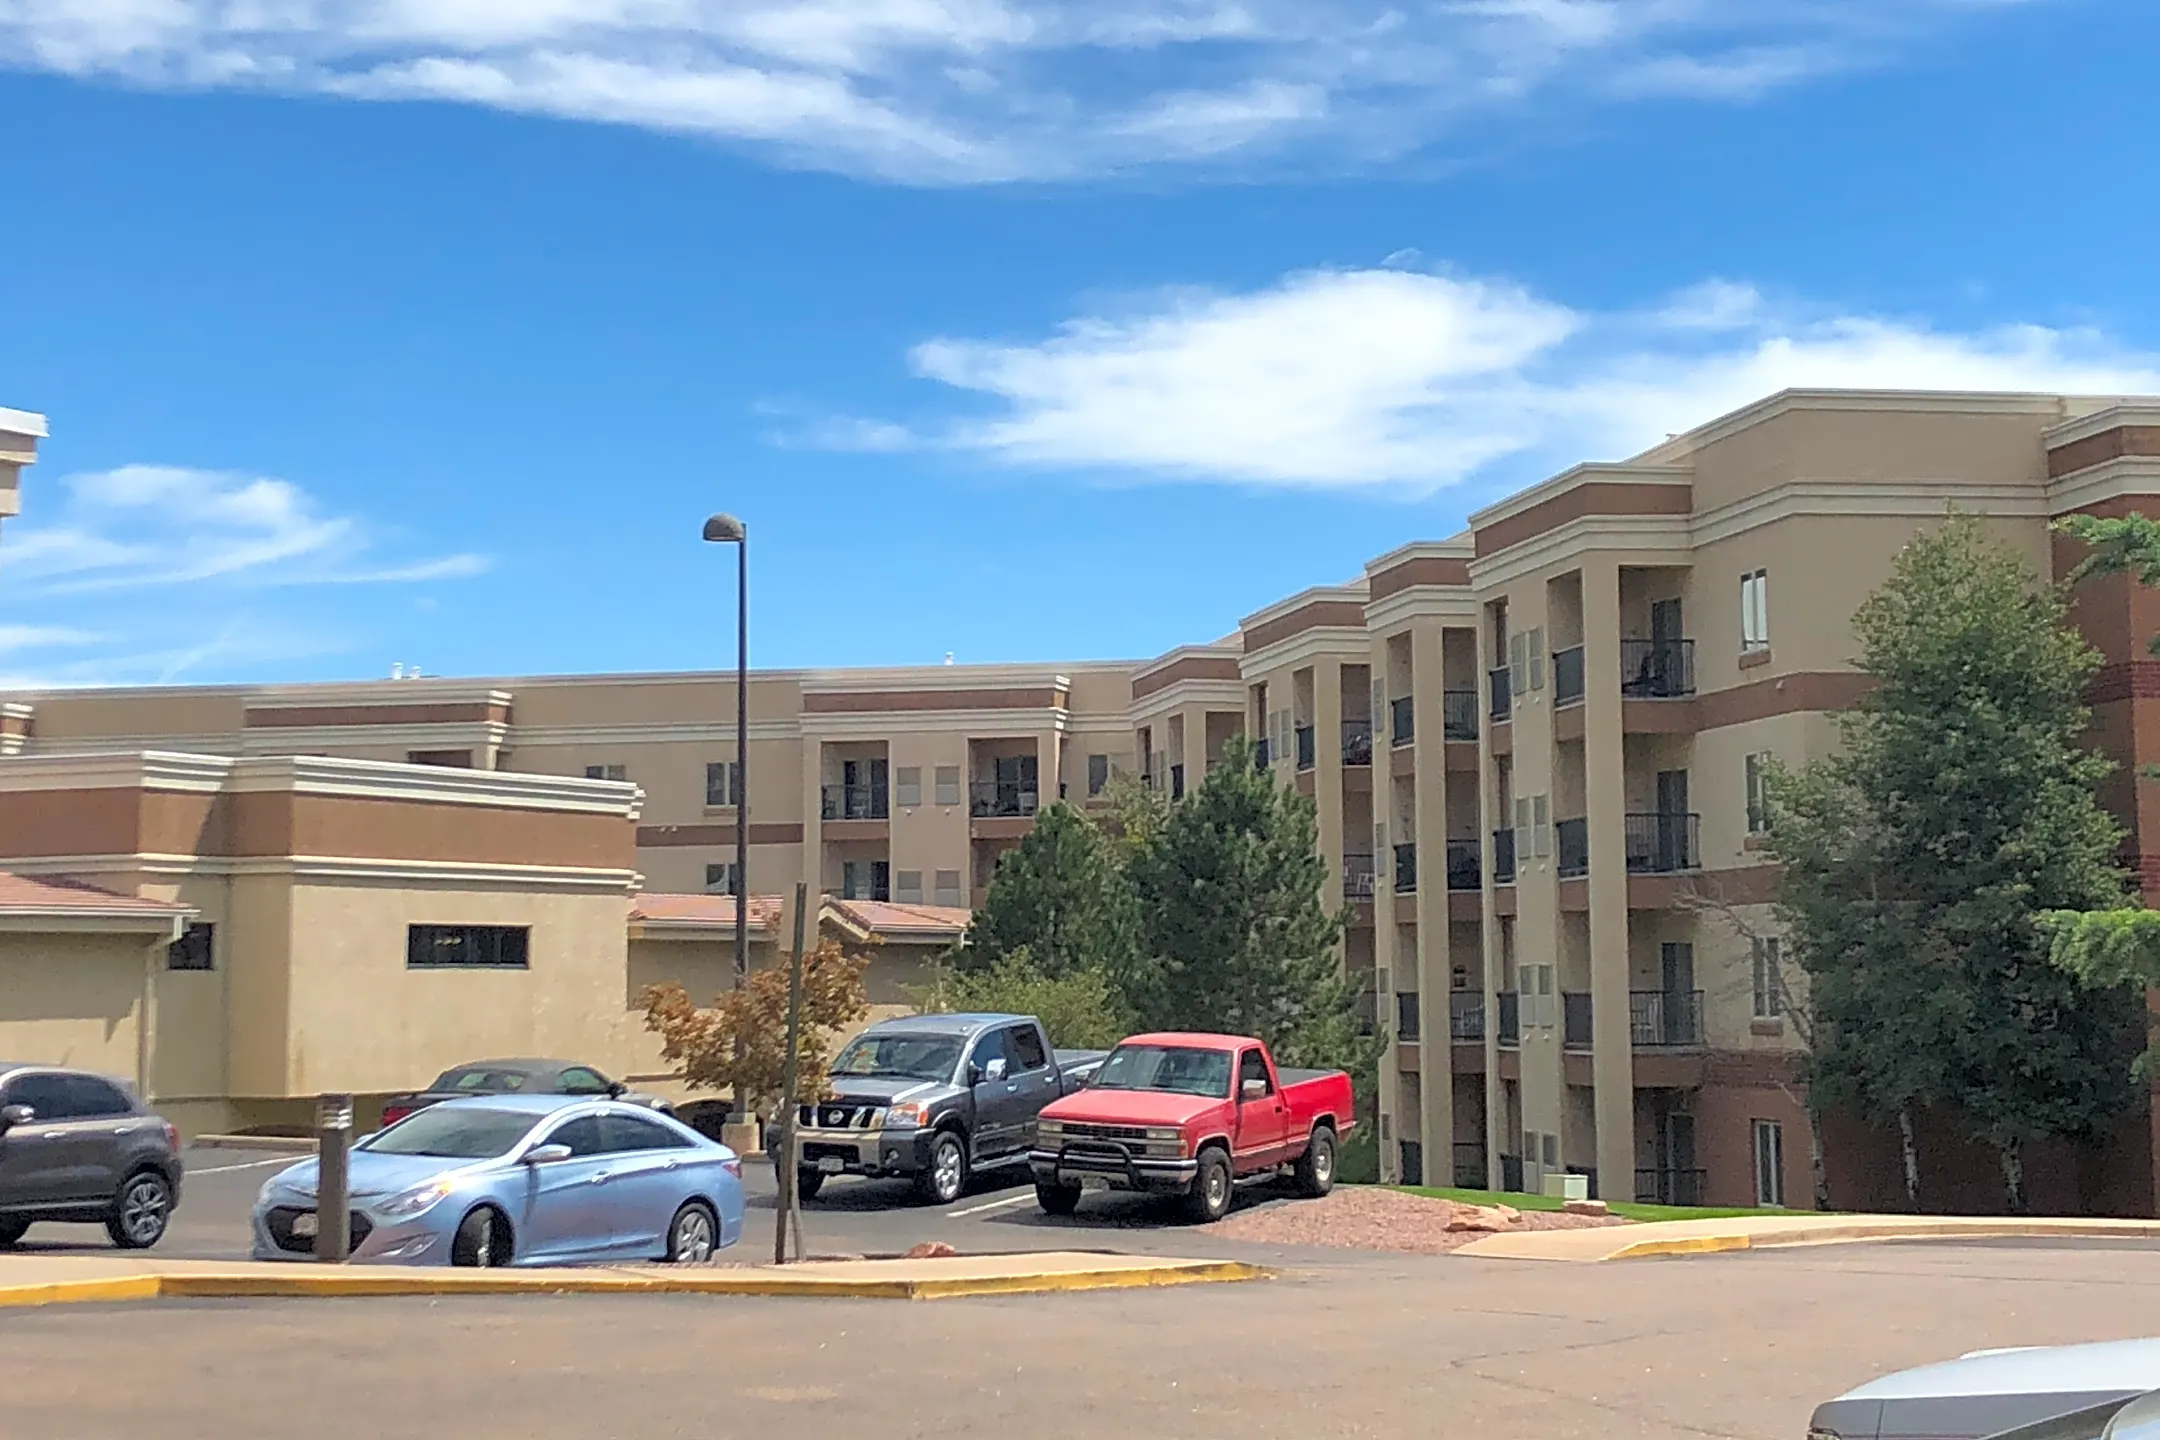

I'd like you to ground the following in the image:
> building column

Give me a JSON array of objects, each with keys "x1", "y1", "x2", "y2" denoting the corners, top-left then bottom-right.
[
  {"x1": 800, "y1": 739, "x2": 825, "y2": 906},
  {"x1": 1313, "y1": 659, "x2": 1346, "y2": 952},
  {"x1": 1410, "y1": 623, "x2": 1453, "y2": 1188},
  {"x1": 1582, "y1": 558, "x2": 1638, "y2": 1200},
  {"x1": 1477, "y1": 613, "x2": 1508, "y2": 1187},
  {"x1": 1036, "y1": 731, "x2": 1061, "y2": 810}
]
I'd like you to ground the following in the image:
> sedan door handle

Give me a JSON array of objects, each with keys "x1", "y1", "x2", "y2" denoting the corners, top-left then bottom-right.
[
  {"x1": 39, "y1": 1131, "x2": 63, "y2": 1140},
  {"x1": 588, "y1": 1171, "x2": 612, "y2": 1184}
]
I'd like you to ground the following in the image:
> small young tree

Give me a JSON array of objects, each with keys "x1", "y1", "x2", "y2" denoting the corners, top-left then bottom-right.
[
  {"x1": 639, "y1": 937, "x2": 871, "y2": 1119},
  {"x1": 950, "y1": 801, "x2": 1138, "y2": 984},
  {"x1": 911, "y1": 945, "x2": 1133, "y2": 1049}
]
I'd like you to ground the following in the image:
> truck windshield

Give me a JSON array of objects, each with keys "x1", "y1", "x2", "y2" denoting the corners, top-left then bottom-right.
[
  {"x1": 1089, "y1": 1045, "x2": 1233, "y2": 1098},
  {"x1": 832, "y1": 1034, "x2": 963, "y2": 1083}
]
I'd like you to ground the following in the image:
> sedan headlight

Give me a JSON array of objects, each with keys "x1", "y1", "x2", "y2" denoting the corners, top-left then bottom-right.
[
  {"x1": 374, "y1": 1181, "x2": 452, "y2": 1219},
  {"x1": 883, "y1": 1101, "x2": 929, "y2": 1129}
]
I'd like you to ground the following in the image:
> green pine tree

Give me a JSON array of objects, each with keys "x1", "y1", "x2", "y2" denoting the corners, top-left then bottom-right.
[{"x1": 949, "y1": 801, "x2": 1138, "y2": 985}]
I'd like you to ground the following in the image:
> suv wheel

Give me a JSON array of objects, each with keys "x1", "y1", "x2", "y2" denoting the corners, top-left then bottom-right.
[{"x1": 107, "y1": 1171, "x2": 173, "y2": 1250}]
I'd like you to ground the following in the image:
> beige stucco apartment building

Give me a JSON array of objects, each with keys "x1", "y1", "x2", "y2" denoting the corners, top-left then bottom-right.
[{"x1": 9, "y1": 389, "x2": 2160, "y2": 1210}]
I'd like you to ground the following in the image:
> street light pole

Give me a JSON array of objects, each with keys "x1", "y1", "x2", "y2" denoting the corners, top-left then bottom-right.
[{"x1": 703, "y1": 513, "x2": 750, "y2": 995}]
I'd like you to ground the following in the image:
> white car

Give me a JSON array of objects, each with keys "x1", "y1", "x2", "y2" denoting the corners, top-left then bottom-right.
[{"x1": 1809, "y1": 1339, "x2": 2160, "y2": 1440}]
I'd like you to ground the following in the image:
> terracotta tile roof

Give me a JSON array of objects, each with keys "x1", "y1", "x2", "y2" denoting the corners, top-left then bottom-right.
[
  {"x1": 823, "y1": 898, "x2": 972, "y2": 941},
  {"x1": 629, "y1": 892, "x2": 787, "y2": 932},
  {"x1": 0, "y1": 872, "x2": 191, "y2": 916}
]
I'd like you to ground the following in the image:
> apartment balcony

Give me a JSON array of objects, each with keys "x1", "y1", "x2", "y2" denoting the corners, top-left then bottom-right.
[
  {"x1": 1393, "y1": 842, "x2": 1418, "y2": 893},
  {"x1": 1491, "y1": 828, "x2": 1517, "y2": 884},
  {"x1": 1562, "y1": 992, "x2": 1594, "y2": 1049},
  {"x1": 1454, "y1": 1141, "x2": 1489, "y2": 1190},
  {"x1": 1295, "y1": 725, "x2": 1317, "y2": 771},
  {"x1": 1396, "y1": 990, "x2": 1421, "y2": 1042},
  {"x1": 1442, "y1": 689, "x2": 1479, "y2": 742},
  {"x1": 1449, "y1": 991, "x2": 1484, "y2": 1042},
  {"x1": 1556, "y1": 817, "x2": 1589, "y2": 878},
  {"x1": 1620, "y1": 638, "x2": 1696, "y2": 699},
  {"x1": 1390, "y1": 695, "x2": 1415, "y2": 747},
  {"x1": 821, "y1": 783, "x2": 889, "y2": 822},
  {"x1": 1636, "y1": 1167, "x2": 1707, "y2": 1206},
  {"x1": 1343, "y1": 852, "x2": 1378, "y2": 901},
  {"x1": 1630, "y1": 989, "x2": 1705, "y2": 1047},
  {"x1": 1444, "y1": 839, "x2": 1480, "y2": 892},
  {"x1": 970, "y1": 782, "x2": 1039, "y2": 818},
  {"x1": 1342, "y1": 719, "x2": 1374, "y2": 767},
  {"x1": 1488, "y1": 667, "x2": 1512, "y2": 722},
  {"x1": 1553, "y1": 645, "x2": 1586, "y2": 707},
  {"x1": 1496, "y1": 991, "x2": 1520, "y2": 1046},
  {"x1": 1624, "y1": 812, "x2": 1700, "y2": 873}
]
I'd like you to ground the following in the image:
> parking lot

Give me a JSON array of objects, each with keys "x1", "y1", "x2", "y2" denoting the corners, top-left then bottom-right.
[{"x1": 8, "y1": 1234, "x2": 2160, "y2": 1440}]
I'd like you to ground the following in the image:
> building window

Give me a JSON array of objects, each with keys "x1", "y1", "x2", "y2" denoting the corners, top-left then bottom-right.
[
  {"x1": 1753, "y1": 1119, "x2": 1786, "y2": 1207},
  {"x1": 895, "y1": 870, "x2": 924, "y2": 903},
  {"x1": 934, "y1": 766, "x2": 962, "y2": 807},
  {"x1": 705, "y1": 761, "x2": 740, "y2": 808},
  {"x1": 1752, "y1": 936, "x2": 1784, "y2": 1019},
  {"x1": 1741, "y1": 570, "x2": 1770, "y2": 653},
  {"x1": 407, "y1": 924, "x2": 530, "y2": 970},
  {"x1": 167, "y1": 922, "x2": 215, "y2": 972},
  {"x1": 584, "y1": 764, "x2": 627, "y2": 783},
  {"x1": 407, "y1": 749, "x2": 473, "y2": 768},
  {"x1": 895, "y1": 766, "x2": 923, "y2": 808},
  {"x1": 1745, "y1": 752, "x2": 1771, "y2": 833},
  {"x1": 933, "y1": 869, "x2": 963, "y2": 907},
  {"x1": 841, "y1": 860, "x2": 890, "y2": 903},
  {"x1": 1087, "y1": 753, "x2": 1110, "y2": 796},
  {"x1": 704, "y1": 862, "x2": 737, "y2": 895}
]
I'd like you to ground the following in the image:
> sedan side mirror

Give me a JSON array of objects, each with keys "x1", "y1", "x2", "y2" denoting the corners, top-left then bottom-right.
[
  {"x1": 0, "y1": 1103, "x2": 32, "y2": 1131},
  {"x1": 1241, "y1": 1079, "x2": 1269, "y2": 1100},
  {"x1": 605, "y1": 1081, "x2": 626, "y2": 1099},
  {"x1": 524, "y1": 1143, "x2": 573, "y2": 1165}
]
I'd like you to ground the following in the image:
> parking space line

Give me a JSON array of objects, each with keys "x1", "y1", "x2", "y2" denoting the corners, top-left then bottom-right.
[
  {"x1": 948, "y1": 1193, "x2": 1039, "y2": 1219},
  {"x1": 187, "y1": 1156, "x2": 302, "y2": 1175}
]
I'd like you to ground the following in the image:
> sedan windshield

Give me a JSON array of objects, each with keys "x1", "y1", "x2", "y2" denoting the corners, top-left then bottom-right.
[
  {"x1": 361, "y1": 1106, "x2": 537, "y2": 1158},
  {"x1": 431, "y1": 1066, "x2": 535, "y2": 1094},
  {"x1": 831, "y1": 1034, "x2": 963, "y2": 1083},
  {"x1": 1089, "y1": 1045, "x2": 1232, "y2": 1099}
]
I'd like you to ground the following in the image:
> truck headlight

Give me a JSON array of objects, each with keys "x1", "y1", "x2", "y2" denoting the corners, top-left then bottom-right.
[
  {"x1": 1037, "y1": 1121, "x2": 1064, "y2": 1139},
  {"x1": 1145, "y1": 1127, "x2": 1182, "y2": 1143},
  {"x1": 883, "y1": 1101, "x2": 928, "y2": 1129}
]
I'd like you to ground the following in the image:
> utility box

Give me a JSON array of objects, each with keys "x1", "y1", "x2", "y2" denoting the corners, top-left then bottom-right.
[{"x1": 1542, "y1": 1171, "x2": 1589, "y2": 1203}]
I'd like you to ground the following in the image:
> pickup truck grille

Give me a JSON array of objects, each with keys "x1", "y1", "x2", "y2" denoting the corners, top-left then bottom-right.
[
  {"x1": 800, "y1": 1103, "x2": 878, "y2": 1129},
  {"x1": 1061, "y1": 1122, "x2": 1150, "y2": 1142}
]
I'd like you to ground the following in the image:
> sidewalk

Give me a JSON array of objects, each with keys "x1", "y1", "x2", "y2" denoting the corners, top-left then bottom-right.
[
  {"x1": 0, "y1": 1251, "x2": 1268, "y2": 1305},
  {"x1": 1455, "y1": 1211, "x2": 2160, "y2": 1261}
]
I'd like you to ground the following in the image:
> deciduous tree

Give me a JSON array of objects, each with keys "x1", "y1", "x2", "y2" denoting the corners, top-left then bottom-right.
[{"x1": 639, "y1": 936, "x2": 870, "y2": 1119}]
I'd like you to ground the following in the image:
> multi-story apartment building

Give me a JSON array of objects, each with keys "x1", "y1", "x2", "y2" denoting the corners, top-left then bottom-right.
[{"x1": 10, "y1": 387, "x2": 2160, "y2": 1209}]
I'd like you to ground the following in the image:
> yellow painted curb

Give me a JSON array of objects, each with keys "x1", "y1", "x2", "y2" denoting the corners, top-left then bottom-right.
[
  {"x1": 1601, "y1": 1233, "x2": 1755, "y2": 1261},
  {"x1": 0, "y1": 1260, "x2": 1270, "y2": 1307}
]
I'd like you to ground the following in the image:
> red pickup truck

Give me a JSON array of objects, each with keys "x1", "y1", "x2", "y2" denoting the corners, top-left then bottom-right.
[{"x1": 1028, "y1": 1032, "x2": 1355, "y2": 1223}]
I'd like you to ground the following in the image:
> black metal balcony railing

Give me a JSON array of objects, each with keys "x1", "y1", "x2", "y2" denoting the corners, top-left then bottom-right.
[
  {"x1": 1442, "y1": 689, "x2": 1479, "y2": 741},
  {"x1": 1354, "y1": 987, "x2": 1378, "y2": 1037},
  {"x1": 1253, "y1": 737, "x2": 1271, "y2": 770},
  {"x1": 1499, "y1": 1152, "x2": 1525, "y2": 1194},
  {"x1": 1630, "y1": 989, "x2": 1706, "y2": 1047},
  {"x1": 1170, "y1": 763, "x2": 1185, "y2": 801},
  {"x1": 1393, "y1": 842, "x2": 1418, "y2": 893},
  {"x1": 1491, "y1": 828, "x2": 1517, "y2": 884},
  {"x1": 1553, "y1": 645, "x2": 1586, "y2": 706},
  {"x1": 821, "y1": 783, "x2": 890, "y2": 821},
  {"x1": 1445, "y1": 839, "x2": 1480, "y2": 891},
  {"x1": 1449, "y1": 991, "x2": 1484, "y2": 1041},
  {"x1": 1454, "y1": 1141, "x2": 1489, "y2": 1190},
  {"x1": 1496, "y1": 991, "x2": 1520, "y2": 1045},
  {"x1": 1342, "y1": 852, "x2": 1378, "y2": 901},
  {"x1": 1620, "y1": 638, "x2": 1697, "y2": 699},
  {"x1": 1562, "y1": 992, "x2": 1594, "y2": 1049},
  {"x1": 1556, "y1": 817, "x2": 1589, "y2": 878},
  {"x1": 1342, "y1": 719, "x2": 1374, "y2": 766},
  {"x1": 1489, "y1": 666, "x2": 1512, "y2": 722},
  {"x1": 1396, "y1": 990, "x2": 1421, "y2": 1042},
  {"x1": 1636, "y1": 1167, "x2": 1707, "y2": 1207},
  {"x1": 969, "y1": 782, "x2": 1039, "y2": 818},
  {"x1": 1390, "y1": 695, "x2": 1415, "y2": 746},
  {"x1": 1295, "y1": 725, "x2": 1317, "y2": 771},
  {"x1": 1624, "y1": 812, "x2": 1701, "y2": 873}
]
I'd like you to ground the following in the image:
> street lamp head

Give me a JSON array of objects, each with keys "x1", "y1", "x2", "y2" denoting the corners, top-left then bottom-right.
[{"x1": 703, "y1": 513, "x2": 746, "y2": 544}]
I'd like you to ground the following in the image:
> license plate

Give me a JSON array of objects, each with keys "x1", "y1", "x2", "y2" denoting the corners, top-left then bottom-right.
[
  {"x1": 290, "y1": 1212, "x2": 319, "y2": 1238},
  {"x1": 817, "y1": 1157, "x2": 845, "y2": 1174}
]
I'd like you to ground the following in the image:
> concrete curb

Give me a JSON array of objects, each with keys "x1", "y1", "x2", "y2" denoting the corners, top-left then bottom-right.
[
  {"x1": 1457, "y1": 1214, "x2": 2160, "y2": 1262},
  {"x1": 192, "y1": 1135, "x2": 317, "y2": 1153},
  {"x1": 0, "y1": 1256, "x2": 1270, "y2": 1307}
]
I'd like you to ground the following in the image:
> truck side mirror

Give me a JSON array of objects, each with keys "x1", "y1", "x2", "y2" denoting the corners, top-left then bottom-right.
[
  {"x1": 0, "y1": 1103, "x2": 31, "y2": 1131},
  {"x1": 1241, "y1": 1078, "x2": 1269, "y2": 1100},
  {"x1": 985, "y1": 1058, "x2": 1009, "y2": 1083}
]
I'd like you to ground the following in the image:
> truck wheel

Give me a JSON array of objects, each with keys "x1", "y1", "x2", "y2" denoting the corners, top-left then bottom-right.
[
  {"x1": 914, "y1": 1131, "x2": 968, "y2": 1205},
  {"x1": 1035, "y1": 1181, "x2": 1083, "y2": 1216},
  {"x1": 794, "y1": 1168, "x2": 825, "y2": 1202},
  {"x1": 1183, "y1": 1149, "x2": 1233, "y2": 1224},
  {"x1": 1294, "y1": 1126, "x2": 1337, "y2": 1198}
]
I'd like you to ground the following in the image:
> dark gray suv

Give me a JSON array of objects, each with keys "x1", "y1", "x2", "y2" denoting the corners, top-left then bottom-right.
[{"x1": 0, "y1": 1064, "x2": 184, "y2": 1250}]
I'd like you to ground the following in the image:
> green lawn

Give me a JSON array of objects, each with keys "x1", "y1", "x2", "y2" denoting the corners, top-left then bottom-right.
[{"x1": 1389, "y1": 1185, "x2": 1781, "y2": 1223}]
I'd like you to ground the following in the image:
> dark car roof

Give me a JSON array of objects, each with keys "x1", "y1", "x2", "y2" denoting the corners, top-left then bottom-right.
[{"x1": 441, "y1": 1059, "x2": 598, "y2": 1074}]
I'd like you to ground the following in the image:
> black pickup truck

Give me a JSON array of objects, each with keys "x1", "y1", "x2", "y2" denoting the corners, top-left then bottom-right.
[{"x1": 779, "y1": 1013, "x2": 1105, "y2": 1206}]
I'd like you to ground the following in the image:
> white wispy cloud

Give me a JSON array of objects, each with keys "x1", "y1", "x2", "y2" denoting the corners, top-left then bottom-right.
[
  {"x1": 828, "y1": 267, "x2": 2160, "y2": 491},
  {"x1": 0, "y1": 1, "x2": 2052, "y2": 183}
]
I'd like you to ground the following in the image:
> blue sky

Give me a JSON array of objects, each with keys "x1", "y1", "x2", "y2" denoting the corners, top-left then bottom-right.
[{"x1": 2, "y1": 0, "x2": 2158, "y2": 686}]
